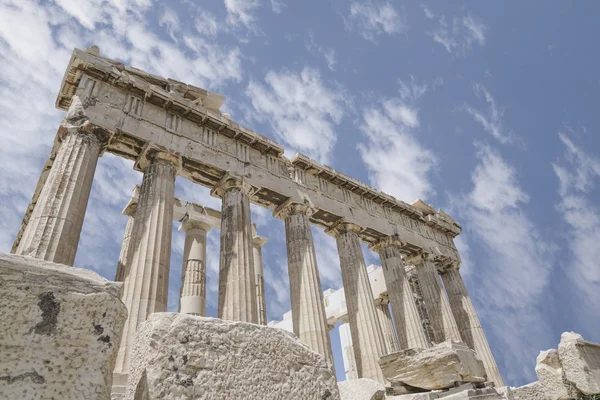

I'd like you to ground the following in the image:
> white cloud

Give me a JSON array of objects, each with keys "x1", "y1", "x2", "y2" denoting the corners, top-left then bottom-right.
[
  {"x1": 425, "y1": 7, "x2": 487, "y2": 55},
  {"x1": 306, "y1": 33, "x2": 337, "y2": 71},
  {"x1": 357, "y1": 79, "x2": 437, "y2": 202},
  {"x1": 270, "y1": 0, "x2": 285, "y2": 14},
  {"x1": 224, "y1": 0, "x2": 261, "y2": 30},
  {"x1": 455, "y1": 145, "x2": 553, "y2": 383},
  {"x1": 553, "y1": 133, "x2": 600, "y2": 320},
  {"x1": 246, "y1": 67, "x2": 345, "y2": 163},
  {"x1": 466, "y1": 84, "x2": 512, "y2": 144},
  {"x1": 345, "y1": 1, "x2": 405, "y2": 42}
]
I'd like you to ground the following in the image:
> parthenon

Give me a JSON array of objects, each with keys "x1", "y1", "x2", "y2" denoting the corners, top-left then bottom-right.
[{"x1": 8, "y1": 46, "x2": 506, "y2": 398}]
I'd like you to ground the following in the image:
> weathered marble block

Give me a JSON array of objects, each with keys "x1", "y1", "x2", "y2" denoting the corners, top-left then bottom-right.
[
  {"x1": 558, "y1": 332, "x2": 600, "y2": 396},
  {"x1": 124, "y1": 313, "x2": 339, "y2": 400},
  {"x1": 534, "y1": 349, "x2": 571, "y2": 400},
  {"x1": 379, "y1": 341, "x2": 487, "y2": 391},
  {"x1": 338, "y1": 378, "x2": 385, "y2": 400},
  {"x1": 0, "y1": 253, "x2": 128, "y2": 400}
]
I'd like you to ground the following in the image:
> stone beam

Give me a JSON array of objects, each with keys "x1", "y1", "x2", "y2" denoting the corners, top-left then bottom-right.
[{"x1": 13, "y1": 47, "x2": 462, "y2": 264}]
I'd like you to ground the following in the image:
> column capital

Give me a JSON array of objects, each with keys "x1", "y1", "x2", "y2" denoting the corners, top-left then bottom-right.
[
  {"x1": 57, "y1": 95, "x2": 112, "y2": 153},
  {"x1": 251, "y1": 222, "x2": 268, "y2": 247},
  {"x1": 179, "y1": 217, "x2": 211, "y2": 234},
  {"x1": 325, "y1": 220, "x2": 361, "y2": 238},
  {"x1": 122, "y1": 185, "x2": 140, "y2": 217},
  {"x1": 210, "y1": 174, "x2": 255, "y2": 198},
  {"x1": 272, "y1": 198, "x2": 315, "y2": 220},
  {"x1": 368, "y1": 235, "x2": 405, "y2": 253},
  {"x1": 135, "y1": 147, "x2": 181, "y2": 172}
]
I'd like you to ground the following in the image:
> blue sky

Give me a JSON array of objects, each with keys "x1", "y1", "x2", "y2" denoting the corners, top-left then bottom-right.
[{"x1": 1, "y1": 0, "x2": 599, "y2": 387}]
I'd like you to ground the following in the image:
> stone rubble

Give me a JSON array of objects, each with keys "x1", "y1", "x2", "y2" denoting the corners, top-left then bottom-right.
[
  {"x1": 379, "y1": 341, "x2": 487, "y2": 391},
  {"x1": 0, "y1": 253, "x2": 127, "y2": 400},
  {"x1": 338, "y1": 378, "x2": 386, "y2": 400},
  {"x1": 124, "y1": 313, "x2": 339, "y2": 400}
]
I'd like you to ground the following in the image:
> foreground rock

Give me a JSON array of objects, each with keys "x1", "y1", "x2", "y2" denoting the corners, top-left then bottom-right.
[
  {"x1": 0, "y1": 253, "x2": 127, "y2": 400},
  {"x1": 513, "y1": 332, "x2": 600, "y2": 400},
  {"x1": 124, "y1": 313, "x2": 339, "y2": 400},
  {"x1": 338, "y1": 378, "x2": 385, "y2": 400},
  {"x1": 379, "y1": 341, "x2": 486, "y2": 391}
]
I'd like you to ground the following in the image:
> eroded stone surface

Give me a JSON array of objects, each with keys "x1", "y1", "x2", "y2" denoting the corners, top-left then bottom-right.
[
  {"x1": 558, "y1": 331, "x2": 600, "y2": 395},
  {"x1": 124, "y1": 313, "x2": 339, "y2": 400},
  {"x1": 534, "y1": 349, "x2": 570, "y2": 400},
  {"x1": 338, "y1": 378, "x2": 385, "y2": 400},
  {"x1": 0, "y1": 253, "x2": 127, "y2": 400},
  {"x1": 379, "y1": 341, "x2": 486, "y2": 391},
  {"x1": 512, "y1": 382, "x2": 545, "y2": 400}
]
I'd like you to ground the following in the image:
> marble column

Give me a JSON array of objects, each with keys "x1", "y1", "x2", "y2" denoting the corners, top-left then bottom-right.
[
  {"x1": 179, "y1": 217, "x2": 210, "y2": 316},
  {"x1": 376, "y1": 302, "x2": 399, "y2": 354},
  {"x1": 212, "y1": 176, "x2": 257, "y2": 323},
  {"x1": 371, "y1": 238, "x2": 430, "y2": 350},
  {"x1": 251, "y1": 223, "x2": 268, "y2": 325},
  {"x1": 275, "y1": 201, "x2": 334, "y2": 366},
  {"x1": 16, "y1": 116, "x2": 108, "y2": 266},
  {"x1": 441, "y1": 266, "x2": 505, "y2": 386},
  {"x1": 339, "y1": 322, "x2": 358, "y2": 381},
  {"x1": 414, "y1": 255, "x2": 462, "y2": 344},
  {"x1": 114, "y1": 151, "x2": 178, "y2": 375},
  {"x1": 328, "y1": 222, "x2": 386, "y2": 383},
  {"x1": 115, "y1": 186, "x2": 139, "y2": 282}
]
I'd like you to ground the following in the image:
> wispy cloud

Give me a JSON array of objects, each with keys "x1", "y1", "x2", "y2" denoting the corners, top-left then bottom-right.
[
  {"x1": 466, "y1": 84, "x2": 513, "y2": 144},
  {"x1": 224, "y1": 0, "x2": 261, "y2": 30},
  {"x1": 454, "y1": 145, "x2": 553, "y2": 383},
  {"x1": 552, "y1": 132, "x2": 600, "y2": 326},
  {"x1": 345, "y1": 1, "x2": 405, "y2": 42},
  {"x1": 246, "y1": 67, "x2": 345, "y2": 163},
  {"x1": 424, "y1": 7, "x2": 487, "y2": 55},
  {"x1": 357, "y1": 78, "x2": 437, "y2": 201},
  {"x1": 306, "y1": 33, "x2": 337, "y2": 71}
]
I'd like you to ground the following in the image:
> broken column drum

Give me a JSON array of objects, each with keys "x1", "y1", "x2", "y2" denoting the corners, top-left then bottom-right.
[{"x1": 179, "y1": 218, "x2": 210, "y2": 316}]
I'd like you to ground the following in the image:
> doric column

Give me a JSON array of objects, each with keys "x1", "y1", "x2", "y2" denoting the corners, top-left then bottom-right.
[
  {"x1": 16, "y1": 101, "x2": 109, "y2": 266},
  {"x1": 114, "y1": 151, "x2": 178, "y2": 375},
  {"x1": 115, "y1": 186, "x2": 139, "y2": 282},
  {"x1": 441, "y1": 266, "x2": 504, "y2": 386},
  {"x1": 211, "y1": 176, "x2": 257, "y2": 323},
  {"x1": 327, "y1": 221, "x2": 386, "y2": 383},
  {"x1": 339, "y1": 322, "x2": 358, "y2": 381},
  {"x1": 375, "y1": 301, "x2": 399, "y2": 354},
  {"x1": 178, "y1": 217, "x2": 210, "y2": 316},
  {"x1": 413, "y1": 254, "x2": 462, "y2": 344},
  {"x1": 274, "y1": 201, "x2": 334, "y2": 366},
  {"x1": 251, "y1": 223, "x2": 268, "y2": 325},
  {"x1": 371, "y1": 237, "x2": 430, "y2": 349}
]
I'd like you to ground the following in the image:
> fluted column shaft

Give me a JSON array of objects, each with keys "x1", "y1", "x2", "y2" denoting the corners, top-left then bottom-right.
[
  {"x1": 276, "y1": 202, "x2": 334, "y2": 366},
  {"x1": 16, "y1": 124, "x2": 105, "y2": 266},
  {"x1": 330, "y1": 222, "x2": 386, "y2": 383},
  {"x1": 179, "y1": 220, "x2": 209, "y2": 316},
  {"x1": 114, "y1": 153, "x2": 177, "y2": 374},
  {"x1": 376, "y1": 302, "x2": 399, "y2": 354},
  {"x1": 214, "y1": 178, "x2": 257, "y2": 323},
  {"x1": 115, "y1": 191, "x2": 138, "y2": 282},
  {"x1": 442, "y1": 268, "x2": 504, "y2": 386},
  {"x1": 374, "y1": 241, "x2": 430, "y2": 349},
  {"x1": 415, "y1": 258, "x2": 462, "y2": 343},
  {"x1": 252, "y1": 227, "x2": 268, "y2": 325},
  {"x1": 339, "y1": 322, "x2": 358, "y2": 381}
]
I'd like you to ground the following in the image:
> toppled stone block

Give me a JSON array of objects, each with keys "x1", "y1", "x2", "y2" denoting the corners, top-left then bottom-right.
[
  {"x1": 338, "y1": 378, "x2": 385, "y2": 400},
  {"x1": 558, "y1": 332, "x2": 600, "y2": 396},
  {"x1": 124, "y1": 313, "x2": 339, "y2": 400},
  {"x1": 510, "y1": 382, "x2": 545, "y2": 400},
  {"x1": 379, "y1": 341, "x2": 487, "y2": 391},
  {"x1": 0, "y1": 253, "x2": 128, "y2": 400},
  {"x1": 534, "y1": 349, "x2": 571, "y2": 400}
]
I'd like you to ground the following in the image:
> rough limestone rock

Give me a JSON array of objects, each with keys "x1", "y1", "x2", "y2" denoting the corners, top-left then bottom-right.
[
  {"x1": 379, "y1": 341, "x2": 486, "y2": 390},
  {"x1": 0, "y1": 253, "x2": 128, "y2": 400},
  {"x1": 511, "y1": 382, "x2": 545, "y2": 400},
  {"x1": 558, "y1": 331, "x2": 600, "y2": 396},
  {"x1": 534, "y1": 349, "x2": 570, "y2": 400},
  {"x1": 124, "y1": 313, "x2": 339, "y2": 400},
  {"x1": 338, "y1": 378, "x2": 385, "y2": 400}
]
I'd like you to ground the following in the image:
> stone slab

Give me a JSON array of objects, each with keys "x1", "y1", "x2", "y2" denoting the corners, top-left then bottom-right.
[
  {"x1": 0, "y1": 253, "x2": 127, "y2": 400},
  {"x1": 379, "y1": 341, "x2": 486, "y2": 391},
  {"x1": 124, "y1": 313, "x2": 339, "y2": 400},
  {"x1": 534, "y1": 349, "x2": 571, "y2": 400},
  {"x1": 558, "y1": 332, "x2": 600, "y2": 396},
  {"x1": 338, "y1": 378, "x2": 386, "y2": 400}
]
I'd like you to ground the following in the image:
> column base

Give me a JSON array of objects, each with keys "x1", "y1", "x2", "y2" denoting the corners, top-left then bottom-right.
[{"x1": 180, "y1": 296, "x2": 205, "y2": 315}]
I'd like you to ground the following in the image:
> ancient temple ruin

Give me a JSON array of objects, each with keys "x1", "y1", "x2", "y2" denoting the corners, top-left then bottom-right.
[{"x1": 8, "y1": 46, "x2": 509, "y2": 398}]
